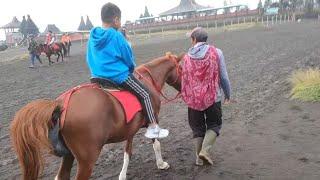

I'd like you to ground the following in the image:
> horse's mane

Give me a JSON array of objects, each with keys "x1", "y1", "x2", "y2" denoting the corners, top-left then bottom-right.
[
  {"x1": 143, "y1": 56, "x2": 168, "y2": 68},
  {"x1": 137, "y1": 52, "x2": 179, "y2": 70}
]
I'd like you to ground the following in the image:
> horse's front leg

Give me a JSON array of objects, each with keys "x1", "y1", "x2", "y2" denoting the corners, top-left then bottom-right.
[
  {"x1": 48, "y1": 55, "x2": 53, "y2": 65},
  {"x1": 119, "y1": 138, "x2": 133, "y2": 180},
  {"x1": 152, "y1": 139, "x2": 170, "y2": 170}
]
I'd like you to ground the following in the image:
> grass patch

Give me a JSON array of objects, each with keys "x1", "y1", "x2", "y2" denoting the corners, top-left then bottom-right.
[
  {"x1": 19, "y1": 54, "x2": 29, "y2": 60},
  {"x1": 289, "y1": 68, "x2": 320, "y2": 102}
]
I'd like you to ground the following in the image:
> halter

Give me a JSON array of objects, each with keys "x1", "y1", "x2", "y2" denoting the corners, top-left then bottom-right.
[{"x1": 135, "y1": 53, "x2": 181, "y2": 104}]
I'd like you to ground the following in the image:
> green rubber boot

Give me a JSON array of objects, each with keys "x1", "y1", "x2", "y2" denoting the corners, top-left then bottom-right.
[
  {"x1": 194, "y1": 137, "x2": 204, "y2": 166},
  {"x1": 199, "y1": 130, "x2": 217, "y2": 165}
]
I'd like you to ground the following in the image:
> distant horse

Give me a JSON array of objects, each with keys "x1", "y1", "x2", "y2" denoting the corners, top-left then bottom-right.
[
  {"x1": 10, "y1": 53, "x2": 182, "y2": 180},
  {"x1": 38, "y1": 43, "x2": 66, "y2": 65}
]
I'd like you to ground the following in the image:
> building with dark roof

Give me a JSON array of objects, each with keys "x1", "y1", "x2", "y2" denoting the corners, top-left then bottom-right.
[
  {"x1": 0, "y1": 16, "x2": 23, "y2": 46},
  {"x1": 85, "y1": 16, "x2": 94, "y2": 31},
  {"x1": 160, "y1": 0, "x2": 207, "y2": 17},
  {"x1": 43, "y1": 24, "x2": 61, "y2": 34},
  {"x1": 1, "y1": 16, "x2": 21, "y2": 33},
  {"x1": 24, "y1": 15, "x2": 39, "y2": 35},
  {"x1": 78, "y1": 16, "x2": 86, "y2": 31}
]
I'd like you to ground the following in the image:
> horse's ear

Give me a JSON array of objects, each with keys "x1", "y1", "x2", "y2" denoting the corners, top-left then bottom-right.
[{"x1": 177, "y1": 53, "x2": 185, "y2": 62}]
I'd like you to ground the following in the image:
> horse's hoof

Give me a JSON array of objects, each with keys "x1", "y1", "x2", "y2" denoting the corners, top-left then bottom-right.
[
  {"x1": 157, "y1": 161, "x2": 170, "y2": 170},
  {"x1": 118, "y1": 174, "x2": 126, "y2": 180}
]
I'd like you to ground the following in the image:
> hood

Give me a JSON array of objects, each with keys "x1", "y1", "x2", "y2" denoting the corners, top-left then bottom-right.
[
  {"x1": 89, "y1": 27, "x2": 117, "y2": 50},
  {"x1": 188, "y1": 42, "x2": 210, "y2": 59}
]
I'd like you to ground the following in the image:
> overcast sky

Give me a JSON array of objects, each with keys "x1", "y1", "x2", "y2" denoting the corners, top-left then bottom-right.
[{"x1": 0, "y1": 0, "x2": 261, "y2": 40}]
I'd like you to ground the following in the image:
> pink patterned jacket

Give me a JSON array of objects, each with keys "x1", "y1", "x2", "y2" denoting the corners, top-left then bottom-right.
[{"x1": 181, "y1": 46, "x2": 220, "y2": 111}]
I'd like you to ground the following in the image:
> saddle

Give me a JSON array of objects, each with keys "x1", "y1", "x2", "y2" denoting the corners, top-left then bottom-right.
[
  {"x1": 51, "y1": 43, "x2": 60, "y2": 51},
  {"x1": 90, "y1": 78, "x2": 123, "y2": 90},
  {"x1": 49, "y1": 80, "x2": 143, "y2": 157}
]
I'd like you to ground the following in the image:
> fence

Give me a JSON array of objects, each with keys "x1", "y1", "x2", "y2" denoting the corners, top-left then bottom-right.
[{"x1": 127, "y1": 11, "x2": 313, "y2": 36}]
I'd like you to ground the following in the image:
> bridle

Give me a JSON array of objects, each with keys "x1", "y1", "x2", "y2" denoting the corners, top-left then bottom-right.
[{"x1": 135, "y1": 53, "x2": 182, "y2": 104}]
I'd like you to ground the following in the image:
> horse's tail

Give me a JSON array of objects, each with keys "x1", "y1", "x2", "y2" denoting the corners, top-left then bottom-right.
[{"x1": 10, "y1": 99, "x2": 62, "y2": 180}]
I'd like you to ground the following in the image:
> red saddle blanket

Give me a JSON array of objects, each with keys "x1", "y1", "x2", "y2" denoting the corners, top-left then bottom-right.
[
  {"x1": 52, "y1": 44, "x2": 60, "y2": 51},
  {"x1": 56, "y1": 83, "x2": 142, "y2": 129}
]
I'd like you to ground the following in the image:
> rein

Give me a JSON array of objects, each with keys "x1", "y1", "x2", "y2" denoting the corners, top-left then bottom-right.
[{"x1": 135, "y1": 55, "x2": 181, "y2": 104}]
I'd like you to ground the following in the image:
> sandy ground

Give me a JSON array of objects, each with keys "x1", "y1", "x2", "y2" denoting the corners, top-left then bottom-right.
[{"x1": 0, "y1": 20, "x2": 320, "y2": 180}]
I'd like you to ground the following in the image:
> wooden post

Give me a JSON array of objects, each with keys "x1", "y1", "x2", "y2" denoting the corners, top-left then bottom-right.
[
  {"x1": 162, "y1": 27, "x2": 164, "y2": 38},
  {"x1": 80, "y1": 32, "x2": 83, "y2": 47}
]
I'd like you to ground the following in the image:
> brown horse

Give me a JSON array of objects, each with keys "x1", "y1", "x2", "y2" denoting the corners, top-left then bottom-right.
[
  {"x1": 10, "y1": 53, "x2": 182, "y2": 180},
  {"x1": 38, "y1": 43, "x2": 66, "y2": 65}
]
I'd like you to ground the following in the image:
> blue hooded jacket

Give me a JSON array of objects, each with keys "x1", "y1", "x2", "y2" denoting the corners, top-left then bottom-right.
[{"x1": 86, "y1": 27, "x2": 135, "y2": 84}]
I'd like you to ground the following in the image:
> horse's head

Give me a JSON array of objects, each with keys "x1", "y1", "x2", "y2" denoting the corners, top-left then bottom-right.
[
  {"x1": 166, "y1": 53, "x2": 184, "y2": 91},
  {"x1": 165, "y1": 52, "x2": 184, "y2": 91},
  {"x1": 38, "y1": 43, "x2": 45, "y2": 52},
  {"x1": 136, "y1": 52, "x2": 183, "y2": 94},
  {"x1": 39, "y1": 43, "x2": 52, "y2": 54}
]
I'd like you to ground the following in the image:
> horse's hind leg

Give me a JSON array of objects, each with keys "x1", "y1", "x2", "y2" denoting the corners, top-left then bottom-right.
[
  {"x1": 55, "y1": 154, "x2": 75, "y2": 180},
  {"x1": 119, "y1": 138, "x2": 133, "y2": 180},
  {"x1": 73, "y1": 148, "x2": 101, "y2": 180},
  {"x1": 48, "y1": 55, "x2": 54, "y2": 65},
  {"x1": 152, "y1": 139, "x2": 170, "y2": 170},
  {"x1": 56, "y1": 53, "x2": 60, "y2": 62}
]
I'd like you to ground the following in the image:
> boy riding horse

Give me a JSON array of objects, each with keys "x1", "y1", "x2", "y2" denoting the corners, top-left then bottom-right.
[{"x1": 86, "y1": 3, "x2": 169, "y2": 139}]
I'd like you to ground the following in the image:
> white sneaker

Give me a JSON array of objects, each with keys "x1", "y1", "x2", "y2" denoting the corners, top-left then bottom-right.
[{"x1": 144, "y1": 125, "x2": 169, "y2": 139}]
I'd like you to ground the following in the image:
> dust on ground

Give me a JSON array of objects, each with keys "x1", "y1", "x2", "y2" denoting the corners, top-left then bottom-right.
[{"x1": 0, "y1": 20, "x2": 320, "y2": 180}]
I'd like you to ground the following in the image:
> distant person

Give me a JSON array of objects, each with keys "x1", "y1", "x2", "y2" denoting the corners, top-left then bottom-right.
[
  {"x1": 61, "y1": 33, "x2": 72, "y2": 56},
  {"x1": 51, "y1": 33, "x2": 57, "y2": 44},
  {"x1": 181, "y1": 27, "x2": 231, "y2": 166},
  {"x1": 86, "y1": 3, "x2": 169, "y2": 139},
  {"x1": 28, "y1": 35, "x2": 42, "y2": 68},
  {"x1": 120, "y1": 27, "x2": 131, "y2": 46},
  {"x1": 45, "y1": 30, "x2": 53, "y2": 45}
]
